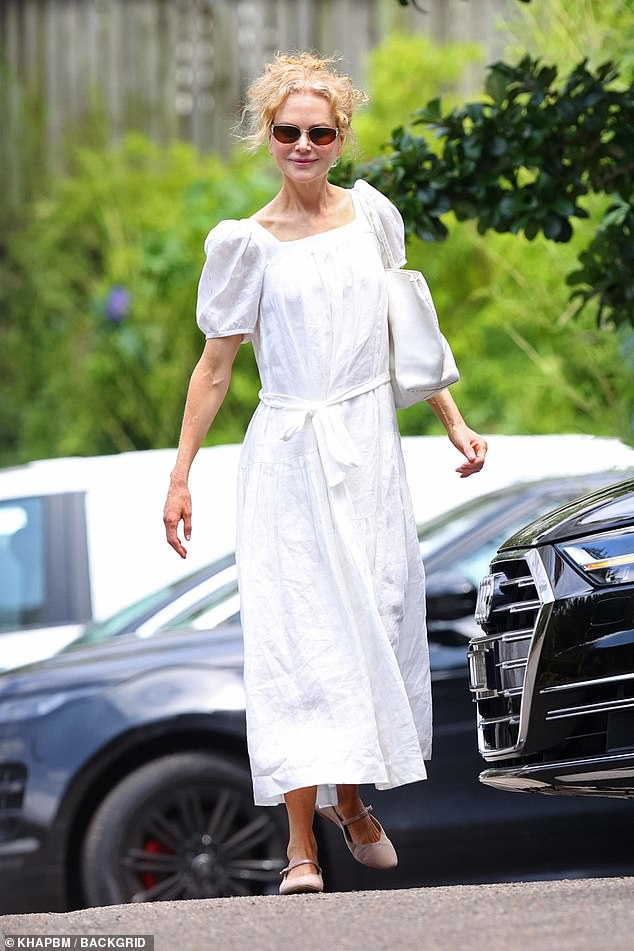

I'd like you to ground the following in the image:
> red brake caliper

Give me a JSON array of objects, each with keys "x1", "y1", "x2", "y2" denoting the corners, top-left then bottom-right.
[{"x1": 141, "y1": 838, "x2": 174, "y2": 890}]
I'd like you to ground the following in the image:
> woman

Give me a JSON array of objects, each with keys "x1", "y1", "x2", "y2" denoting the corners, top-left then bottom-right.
[{"x1": 164, "y1": 52, "x2": 487, "y2": 896}]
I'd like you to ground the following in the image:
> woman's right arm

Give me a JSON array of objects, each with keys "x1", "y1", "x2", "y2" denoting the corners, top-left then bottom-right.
[{"x1": 163, "y1": 334, "x2": 243, "y2": 558}]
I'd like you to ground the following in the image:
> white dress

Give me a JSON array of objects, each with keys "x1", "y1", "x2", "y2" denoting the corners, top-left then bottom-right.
[{"x1": 196, "y1": 180, "x2": 432, "y2": 807}]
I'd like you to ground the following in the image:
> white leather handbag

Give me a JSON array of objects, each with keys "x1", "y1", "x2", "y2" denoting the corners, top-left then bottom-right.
[{"x1": 359, "y1": 190, "x2": 459, "y2": 408}]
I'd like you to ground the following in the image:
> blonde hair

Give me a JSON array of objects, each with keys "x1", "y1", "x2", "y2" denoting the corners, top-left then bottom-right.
[{"x1": 240, "y1": 52, "x2": 368, "y2": 151}]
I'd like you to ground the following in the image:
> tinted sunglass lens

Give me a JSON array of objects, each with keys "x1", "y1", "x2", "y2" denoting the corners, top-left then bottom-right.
[
  {"x1": 272, "y1": 125, "x2": 300, "y2": 143},
  {"x1": 272, "y1": 125, "x2": 338, "y2": 145},
  {"x1": 309, "y1": 127, "x2": 337, "y2": 145}
]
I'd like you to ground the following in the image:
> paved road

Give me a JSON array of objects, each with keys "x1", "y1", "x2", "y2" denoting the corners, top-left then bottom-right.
[{"x1": 1, "y1": 878, "x2": 633, "y2": 951}]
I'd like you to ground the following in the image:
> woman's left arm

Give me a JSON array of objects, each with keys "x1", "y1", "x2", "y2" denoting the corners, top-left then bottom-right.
[{"x1": 427, "y1": 389, "x2": 488, "y2": 478}]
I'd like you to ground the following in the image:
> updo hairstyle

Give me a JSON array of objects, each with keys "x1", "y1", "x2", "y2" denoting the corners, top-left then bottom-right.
[{"x1": 240, "y1": 52, "x2": 368, "y2": 151}]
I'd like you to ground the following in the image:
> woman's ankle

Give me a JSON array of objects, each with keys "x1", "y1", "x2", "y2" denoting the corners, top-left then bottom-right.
[
  {"x1": 335, "y1": 784, "x2": 364, "y2": 817},
  {"x1": 287, "y1": 833, "x2": 318, "y2": 862}
]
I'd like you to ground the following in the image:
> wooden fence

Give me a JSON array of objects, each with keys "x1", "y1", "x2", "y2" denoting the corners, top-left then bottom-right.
[{"x1": 0, "y1": 0, "x2": 511, "y2": 200}]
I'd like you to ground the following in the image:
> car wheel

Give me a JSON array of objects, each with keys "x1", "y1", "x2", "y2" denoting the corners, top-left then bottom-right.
[{"x1": 80, "y1": 751, "x2": 287, "y2": 905}]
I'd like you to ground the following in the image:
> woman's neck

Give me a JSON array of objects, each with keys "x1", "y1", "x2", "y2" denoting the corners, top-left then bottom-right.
[{"x1": 276, "y1": 177, "x2": 337, "y2": 216}]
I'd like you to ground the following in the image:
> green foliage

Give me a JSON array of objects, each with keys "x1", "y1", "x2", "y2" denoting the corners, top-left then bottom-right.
[
  {"x1": 352, "y1": 33, "x2": 481, "y2": 160},
  {"x1": 0, "y1": 135, "x2": 277, "y2": 464},
  {"x1": 397, "y1": 0, "x2": 531, "y2": 4},
  {"x1": 346, "y1": 54, "x2": 634, "y2": 328},
  {"x1": 506, "y1": 0, "x2": 634, "y2": 83},
  {"x1": 343, "y1": 30, "x2": 634, "y2": 444},
  {"x1": 389, "y1": 199, "x2": 634, "y2": 443}
]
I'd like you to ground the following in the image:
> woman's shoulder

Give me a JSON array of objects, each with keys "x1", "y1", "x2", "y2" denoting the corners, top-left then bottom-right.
[
  {"x1": 352, "y1": 180, "x2": 406, "y2": 266},
  {"x1": 205, "y1": 218, "x2": 251, "y2": 245},
  {"x1": 352, "y1": 178, "x2": 397, "y2": 210},
  {"x1": 203, "y1": 217, "x2": 264, "y2": 252}
]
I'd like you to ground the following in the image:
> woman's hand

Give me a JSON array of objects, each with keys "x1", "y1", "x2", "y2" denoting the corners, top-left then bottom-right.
[
  {"x1": 447, "y1": 423, "x2": 488, "y2": 479},
  {"x1": 426, "y1": 389, "x2": 488, "y2": 478},
  {"x1": 164, "y1": 479, "x2": 192, "y2": 559},
  {"x1": 163, "y1": 335, "x2": 243, "y2": 559}
]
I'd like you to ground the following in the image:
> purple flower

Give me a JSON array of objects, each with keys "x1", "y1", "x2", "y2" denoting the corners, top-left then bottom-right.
[{"x1": 104, "y1": 286, "x2": 131, "y2": 323}]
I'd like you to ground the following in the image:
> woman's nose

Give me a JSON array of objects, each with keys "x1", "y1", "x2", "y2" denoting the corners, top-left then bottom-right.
[{"x1": 296, "y1": 131, "x2": 312, "y2": 150}]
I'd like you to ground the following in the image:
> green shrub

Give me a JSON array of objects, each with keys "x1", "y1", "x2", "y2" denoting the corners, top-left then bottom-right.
[
  {"x1": 351, "y1": 31, "x2": 633, "y2": 444},
  {"x1": 353, "y1": 32, "x2": 482, "y2": 159},
  {"x1": 0, "y1": 135, "x2": 277, "y2": 463}
]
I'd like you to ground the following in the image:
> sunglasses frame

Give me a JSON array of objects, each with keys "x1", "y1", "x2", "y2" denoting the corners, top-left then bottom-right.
[{"x1": 270, "y1": 123, "x2": 340, "y2": 146}]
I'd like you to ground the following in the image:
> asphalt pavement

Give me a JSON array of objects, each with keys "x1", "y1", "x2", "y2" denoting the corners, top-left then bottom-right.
[{"x1": 1, "y1": 877, "x2": 634, "y2": 951}]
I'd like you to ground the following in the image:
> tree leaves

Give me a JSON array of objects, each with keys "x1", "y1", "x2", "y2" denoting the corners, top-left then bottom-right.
[
  {"x1": 0, "y1": 137, "x2": 276, "y2": 464},
  {"x1": 347, "y1": 54, "x2": 634, "y2": 327}
]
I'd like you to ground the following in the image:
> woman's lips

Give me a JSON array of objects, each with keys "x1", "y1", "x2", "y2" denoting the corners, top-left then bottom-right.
[{"x1": 290, "y1": 158, "x2": 317, "y2": 165}]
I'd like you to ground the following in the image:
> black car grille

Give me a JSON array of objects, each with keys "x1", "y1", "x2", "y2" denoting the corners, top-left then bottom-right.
[
  {"x1": 468, "y1": 556, "x2": 543, "y2": 756},
  {"x1": 0, "y1": 763, "x2": 27, "y2": 841}
]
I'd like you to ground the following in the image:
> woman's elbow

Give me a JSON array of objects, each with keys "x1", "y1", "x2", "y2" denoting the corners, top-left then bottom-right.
[{"x1": 198, "y1": 335, "x2": 243, "y2": 384}]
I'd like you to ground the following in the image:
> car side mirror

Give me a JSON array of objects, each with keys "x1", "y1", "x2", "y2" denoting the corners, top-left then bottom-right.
[{"x1": 425, "y1": 571, "x2": 478, "y2": 621}]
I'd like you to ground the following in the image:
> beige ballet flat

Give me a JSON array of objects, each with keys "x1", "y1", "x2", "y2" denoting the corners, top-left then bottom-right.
[
  {"x1": 279, "y1": 857, "x2": 324, "y2": 895},
  {"x1": 317, "y1": 804, "x2": 398, "y2": 870}
]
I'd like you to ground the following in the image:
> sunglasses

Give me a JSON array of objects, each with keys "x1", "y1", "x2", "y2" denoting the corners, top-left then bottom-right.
[{"x1": 271, "y1": 124, "x2": 339, "y2": 146}]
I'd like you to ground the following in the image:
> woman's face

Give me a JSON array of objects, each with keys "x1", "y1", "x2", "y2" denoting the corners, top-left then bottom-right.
[{"x1": 269, "y1": 91, "x2": 342, "y2": 183}]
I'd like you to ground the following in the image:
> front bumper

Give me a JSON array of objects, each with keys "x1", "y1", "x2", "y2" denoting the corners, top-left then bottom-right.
[{"x1": 479, "y1": 751, "x2": 634, "y2": 799}]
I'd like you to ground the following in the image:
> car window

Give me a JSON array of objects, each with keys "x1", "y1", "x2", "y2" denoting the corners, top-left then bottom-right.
[
  {"x1": 0, "y1": 498, "x2": 46, "y2": 632},
  {"x1": 164, "y1": 593, "x2": 242, "y2": 631},
  {"x1": 65, "y1": 557, "x2": 237, "y2": 649},
  {"x1": 580, "y1": 495, "x2": 634, "y2": 524},
  {"x1": 418, "y1": 496, "x2": 514, "y2": 560},
  {"x1": 70, "y1": 587, "x2": 174, "y2": 648},
  {"x1": 149, "y1": 583, "x2": 240, "y2": 634},
  {"x1": 448, "y1": 528, "x2": 522, "y2": 587}
]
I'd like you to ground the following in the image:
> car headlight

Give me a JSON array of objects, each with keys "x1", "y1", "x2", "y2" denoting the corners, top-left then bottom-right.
[
  {"x1": 559, "y1": 529, "x2": 634, "y2": 585},
  {"x1": 0, "y1": 689, "x2": 93, "y2": 723}
]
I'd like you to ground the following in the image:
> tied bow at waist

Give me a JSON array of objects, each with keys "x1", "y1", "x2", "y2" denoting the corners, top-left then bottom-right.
[{"x1": 258, "y1": 372, "x2": 391, "y2": 488}]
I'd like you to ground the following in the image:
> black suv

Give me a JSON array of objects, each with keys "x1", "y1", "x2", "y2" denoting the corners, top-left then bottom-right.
[{"x1": 469, "y1": 478, "x2": 634, "y2": 798}]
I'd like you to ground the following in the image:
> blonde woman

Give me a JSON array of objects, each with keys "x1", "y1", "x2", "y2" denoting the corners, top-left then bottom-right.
[{"x1": 164, "y1": 52, "x2": 487, "y2": 895}]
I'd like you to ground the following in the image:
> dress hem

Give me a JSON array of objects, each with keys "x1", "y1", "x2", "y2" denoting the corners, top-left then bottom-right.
[{"x1": 252, "y1": 765, "x2": 429, "y2": 808}]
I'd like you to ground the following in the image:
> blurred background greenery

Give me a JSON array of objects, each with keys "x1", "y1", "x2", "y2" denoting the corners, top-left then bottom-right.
[{"x1": 0, "y1": 0, "x2": 632, "y2": 466}]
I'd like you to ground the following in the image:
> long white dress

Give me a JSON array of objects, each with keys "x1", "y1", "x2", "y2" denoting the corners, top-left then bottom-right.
[{"x1": 196, "y1": 179, "x2": 432, "y2": 807}]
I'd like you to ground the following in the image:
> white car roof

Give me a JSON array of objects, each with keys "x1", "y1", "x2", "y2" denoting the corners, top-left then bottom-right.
[
  {"x1": 401, "y1": 434, "x2": 634, "y2": 521},
  {"x1": 0, "y1": 445, "x2": 243, "y2": 498},
  {"x1": 2, "y1": 435, "x2": 632, "y2": 504}
]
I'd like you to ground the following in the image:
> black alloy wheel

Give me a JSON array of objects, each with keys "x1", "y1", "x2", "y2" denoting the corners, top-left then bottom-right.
[{"x1": 80, "y1": 752, "x2": 287, "y2": 905}]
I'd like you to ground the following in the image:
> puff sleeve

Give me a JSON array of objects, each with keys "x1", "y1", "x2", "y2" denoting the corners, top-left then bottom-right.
[
  {"x1": 196, "y1": 219, "x2": 265, "y2": 344},
  {"x1": 353, "y1": 179, "x2": 407, "y2": 269}
]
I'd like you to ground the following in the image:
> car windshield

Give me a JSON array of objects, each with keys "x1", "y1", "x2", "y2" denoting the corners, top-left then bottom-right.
[
  {"x1": 417, "y1": 494, "x2": 515, "y2": 559},
  {"x1": 417, "y1": 482, "x2": 610, "y2": 587},
  {"x1": 62, "y1": 557, "x2": 236, "y2": 651},
  {"x1": 66, "y1": 587, "x2": 174, "y2": 649}
]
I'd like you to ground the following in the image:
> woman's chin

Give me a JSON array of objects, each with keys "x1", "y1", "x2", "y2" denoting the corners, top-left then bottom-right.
[{"x1": 283, "y1": 160, "x2": 329, "y2": 181}]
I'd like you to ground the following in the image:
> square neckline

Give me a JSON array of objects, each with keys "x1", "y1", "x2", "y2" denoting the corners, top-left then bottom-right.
[{"x1": 248, "y1": 188, "x2": 361, "y2": 245}]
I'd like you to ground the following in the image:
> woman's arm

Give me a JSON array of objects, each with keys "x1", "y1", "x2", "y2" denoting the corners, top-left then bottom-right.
[
  {"x1": 427, "y1": 389, "x2": 488, "y2": 478},
  {"x1": 163, "y1": 334, "x2": 243, "y2": 558}
]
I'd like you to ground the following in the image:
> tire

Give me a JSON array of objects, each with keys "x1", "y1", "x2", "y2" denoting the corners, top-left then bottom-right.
[{"x1": 80, "y1": 751, "x2": 287, "y2": 906}]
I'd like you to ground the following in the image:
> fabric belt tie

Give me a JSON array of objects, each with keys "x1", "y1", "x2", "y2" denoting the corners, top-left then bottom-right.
[{"x1": 259, "y1": 372, "x2": 391, "y2": 488}]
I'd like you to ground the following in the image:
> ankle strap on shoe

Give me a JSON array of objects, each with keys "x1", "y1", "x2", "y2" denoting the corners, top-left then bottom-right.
[
  {"x1": 280, "y1": 858, "x2": 322, "y2": 875},
  {"x1": 339, "y1": 804, "x2": 373, "y2": 827}
]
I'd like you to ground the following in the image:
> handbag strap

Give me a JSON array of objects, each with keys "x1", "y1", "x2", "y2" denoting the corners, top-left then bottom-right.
[{"x1": 355, "y1": 185, "x2": 397, "y2": 269}]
